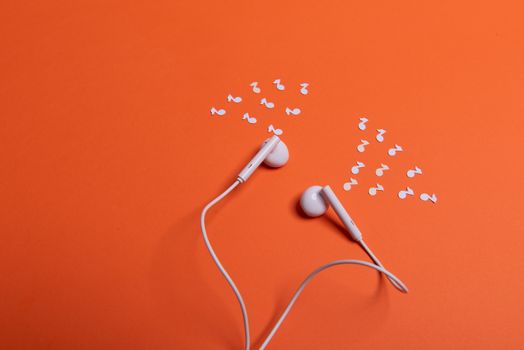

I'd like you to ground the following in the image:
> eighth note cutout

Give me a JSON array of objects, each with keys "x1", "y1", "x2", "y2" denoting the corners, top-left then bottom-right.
[
  {"x1": 343, "y1": 178, "x2": 358, "y2": 191},
  {"x1": 227, "y1": 94, "x2": 242, "y2": 103},
  {"x1": 359, "y1": 117, "x2": 369, "y2": 131},
  {"x1": 375, "y1": 164, "x2": 390, "y2": 177},
  {"x1": 285, "y1": 107, "x2": 301, "y2": 116},
  {"x1": 376, "y1": 129, "x2": 386, "y2": 142},
  {"x1": 407, "y1": 166, "x2": 422, "y2": 178},
  {"x1": 357, "y1": 140, "x2": 369, "y2": 153},
  {"x1": 210, "y1": 107, "x2": 226, "y2": 116},
  {"x1": 351, "y1": 161, "x2": 365, "y2": 174},
  {"x1": 242, "y1": 113, "x2": 257, "y2": 124},
  {"x1": 250, "y1": 82, "x2": 261, "y2": 94},
  {"x1": 398, "y1": 187, "x2": 414, "y2": 199},
  {"x1": 420, "y1": 193, "x2": 437, "y2": 203},
  {"x1": 268, "y1": 124, "x2": 283, "y2": 136},
  {"x1": 369, "y1": 184, "x2": 384, "y2": 196},
  {"x1": 388, "y1": 144, "x2": 403, "y2": 156},
  {"x1": 273, "y1": 79, "x2": 285, "y2": 91},
  {"x1": 260, "y1": 98, "x2": 275, "y2": 109},
  {"x1": 300, "y1": 83, "x2": 309, "y2": 95}
]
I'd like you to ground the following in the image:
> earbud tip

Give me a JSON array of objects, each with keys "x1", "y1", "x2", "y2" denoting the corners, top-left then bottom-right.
[
  {"x1": 300, "y1": 185, "x2": 328, "y2": 217},
  {"x1": 263, "y1": 139, "x2": 289, "y2": 168}
]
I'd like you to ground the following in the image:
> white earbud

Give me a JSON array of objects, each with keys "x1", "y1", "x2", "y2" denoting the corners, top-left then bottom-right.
[
  {"x1": 300, "y1": 185, "x2": 363, "y2": 242},
  {"x1": 238, "y1": 135, "x2": 289, "y2": 182}
]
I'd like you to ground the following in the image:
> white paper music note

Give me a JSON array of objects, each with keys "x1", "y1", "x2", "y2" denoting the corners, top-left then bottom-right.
[
  {"x1": 359, "y1": 117, "x2": 368, "y2": 131},
  {"x1": 210, "y1": 107, "x2": 226, "y2": 116},
  {"x1": 300, "y1": 82, "x2": 309, "y2": 95},
  {"x1": 407, "y1": 166, "x2": 422, "y2": 178},
  {"x1": 343, "y1": 178, "x2": 358, "y2": 191},
  {"x1": 250, "y1": 82, "x2": 261, "y2": 94},
  {"x1": 376, "y1": 129, "x2": 386, "y2": 142},
  {"x1": 260, "y1": 97, "x2": 275, "y2": 109},
  {"x1": 369, "y1": 184, "x2": 384, "y2": 196},
  {"x1": 285, "y1": 107, "x2": 301, "y2": 116},
  {"x1": 420, "y1": 193, "x2": 437, "y2": 203},
  {"x1": 273, "y1": 79, "x2": 285, "y2": 91},
  {"x1": 357, "y1": 140, "x2": 370, "y2": 153},
  {"x1": 351, "y1": 161, "x2": 365, "y2": 174},
  {"x1": 388, "y1": 144, "x2": 403, "y2": 156},
  {"x1": 375, "y1": 164, "x2": 390, "y2": 176},
  {"x1": 268, "y1": 124, "x2": 283, "y2": 136},
  {"x1": 242, "y1": 113, "x2": 257, "y2": 124},
  {"x1": 398, "y1": 187, "x2": 414, "y2": 199},
  {"x1": 227, "y1": 94, "x2": 242, "y2": 103}
]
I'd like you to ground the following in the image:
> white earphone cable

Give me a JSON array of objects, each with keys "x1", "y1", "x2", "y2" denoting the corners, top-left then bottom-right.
[
  {"x1": 259, "y1": 259, "x2": 407, "y2": 349},
  {"x1": 358, "y1": 240, "x2": 407, "y2": 293},
  {"x1": 200, "y1": 180, "x2": 251, "y2": 349},
  {"x1": 201, "y1": 181, "x2": 408, "y2": 350}
]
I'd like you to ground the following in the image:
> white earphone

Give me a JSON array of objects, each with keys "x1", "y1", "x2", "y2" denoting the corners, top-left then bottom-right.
[
  {"x1": 301, "y1": 185, "x2": 363, "y2": 241},
  {"x1": 237, "y1": 135, "x2": 289, "y2": 182},
  {"x1": 200, "y1": 135, "x2": 408, "y2": 350}
]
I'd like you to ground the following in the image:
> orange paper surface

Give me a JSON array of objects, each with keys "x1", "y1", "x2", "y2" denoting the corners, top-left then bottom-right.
[{"x1": 1, "y1": 1, "x2": 524, "y2": 349}]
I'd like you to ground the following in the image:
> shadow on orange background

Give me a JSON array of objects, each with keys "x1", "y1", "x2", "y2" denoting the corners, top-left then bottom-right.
[{"x1": 1, "y1": 0, "x2": 524, "y2": 349}]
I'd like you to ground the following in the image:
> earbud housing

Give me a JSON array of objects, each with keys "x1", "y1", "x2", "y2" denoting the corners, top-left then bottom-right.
[
  {"x1": 300, "y1": 185, "x2": 363, "y2": 242},
  {"x1": 237, "y1": 135, "x2": 289, "y2": 183}
]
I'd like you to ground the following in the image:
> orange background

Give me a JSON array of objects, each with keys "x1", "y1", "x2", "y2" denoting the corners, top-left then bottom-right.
[{"x1": 1, "y1": 1, "x2": 524, "y2": 349}]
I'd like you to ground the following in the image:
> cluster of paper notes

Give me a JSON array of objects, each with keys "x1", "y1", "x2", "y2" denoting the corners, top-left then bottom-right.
[
  {"x1": 344, "y1": 117, "x2": 437, "y2": 204},
  {"x1": 210, "y1": 79, "x2": 309, "y2": 136}
]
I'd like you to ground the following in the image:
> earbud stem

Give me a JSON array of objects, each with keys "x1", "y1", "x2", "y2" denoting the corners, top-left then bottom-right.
[
  {"x1": 238, "y1": 135, "x2": 281, "y2": 183},
  {"x1": 322, "y1": 186, "x2": 363, "y2": 242}
]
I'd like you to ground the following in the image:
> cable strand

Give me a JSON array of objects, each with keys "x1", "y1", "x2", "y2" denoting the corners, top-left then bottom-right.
[
  {"x1": 259, "y1": 259, "x2": 407, "y2": 349},
  {"x1": 358, "y1": 240, "x2": 407, "y2": 293},
  {"x1": 200, "y1": 181, "x2": 408, "y2": 350},
  {"x1": 200, "y1": 180, "x2": 251, "y2": 350}
]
